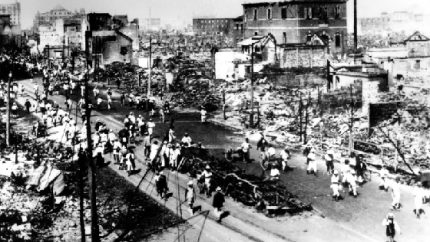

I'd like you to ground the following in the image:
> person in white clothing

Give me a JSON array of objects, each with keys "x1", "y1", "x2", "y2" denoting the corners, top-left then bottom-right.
[
  {"x1": 168, "y1": 127, "x2": 176, "y2": 143},
  {"x1": 345, "y1": 170, "x2": 358, "y2": 197},
  {"x1": 200, "y1": 108, "x2": 207, "y2": 122},
  {"x1": 149, "y1": 140, "x2": 160, "y2": 166},
  {"x1": 413, "y1": 182, "x2": 426, "y2": 218},
  {"x1": 185, "y1": 181, "x2": 197, "y2": 214},
  {"x1": 390, "y1": 177, "x2": 401, "y2": 210},
  {"x1": 241, "y1": 138, "x2": 251, "y2": 163},
  {"x1": 169, "y1": 144, "x2": 181, "y2": 169},
  {"x1": 307, "y1": 151, "x2": 317, "y2": 175},
  {"x1": 147, "y1": 118, "x2": 155, "y2": 136},
  {"x1": 181, "y1": 133, "x2": 192, "y2": 147},
  {"x1": 330, "y1": 170, "x2": 342, "y2": 201},
  {"x1": 280, "y1": 148, "x2": 290, "y2": 171}
]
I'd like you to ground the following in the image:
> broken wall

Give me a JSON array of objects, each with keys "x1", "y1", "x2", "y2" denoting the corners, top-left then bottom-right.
[{"x1": 280, "y1": 47, "x2": 328, "y2": 68}]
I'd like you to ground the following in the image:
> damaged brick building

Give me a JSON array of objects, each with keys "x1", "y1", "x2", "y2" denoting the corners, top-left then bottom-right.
[
  {"x1": 86, "y1": 13, "x2": 138, "y2": 66},
  {"x1": 242, "y1": 0, "x2": 348, "y2": 55}
]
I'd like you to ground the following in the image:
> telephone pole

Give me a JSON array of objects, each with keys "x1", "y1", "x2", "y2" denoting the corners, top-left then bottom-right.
[
  {"x1": 304, "y1": 92, "x2": 311, "y2": 144},
  {"x1": 299, "y1": 92, "x2": 303, "y2": 142},
  {"x1": 6, "y1": 69, "x2": 12, "y2": 147},
  {"x1": 354, "y1": 0, "x2": 358, "y2": 52},
  {"x1": 85, "y1": 40, "x2": 100, "y2": 242},
  {"x1": 147, "y1": 35, "x2": 152, "y2": 111},
  {"x1": 349, "y1": 86, "x2": 354, "y2": 155},
  {"x1": 250, "y1": 42, "x2": 255, "y2": 127}
]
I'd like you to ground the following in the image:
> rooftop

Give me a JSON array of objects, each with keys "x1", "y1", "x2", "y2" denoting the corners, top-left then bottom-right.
[
  {"x1": 404, "y1": 31, "x2": 430, "y2": 43},
  {"x1": 243, "y1": 0, "x2": 348, "y2": 6}
]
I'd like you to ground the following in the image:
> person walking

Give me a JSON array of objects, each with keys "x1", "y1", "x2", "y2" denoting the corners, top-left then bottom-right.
[
  {"x1": 330, "y1": 170, "x2": 342, "y2": 201},
  {"x1": 212, "y1": 187, "x2": 225, "y2": 223},
  {"x1": 413, "y1": 182, "x2": 426, "y2": 218},
  {"x1": 155, "y1": 171, "x2": 169, "y2": 200},
  {"x1": 200, "y1": 107, "x2": 207, "y2": 123},
  {"x1": 202, "y1": 165, "x2": 213, "y2": 197},
  {"x1": 147, "y1": 118, "x2": 155, "y2": 136},
  {"x1": 240, "y1": 138, "x2": 251, "y2": 163},
  {"x1": 324, "y1": 148, "x2": 335, "y2": 175},
  {"x1": 169, "y1": 144, "x2": 181, "y2": 170},
  {"x1": 143, "y1": 132, "x2": 151, "y2": 159},
  {"x1": 306, "y1": 150, "x2": 317, "y2": 176},
  {"x1": 24, "y1": 99, "x2": 32, "y2": 113},
  {"x1": 280, "y1": 147, "x2": 290, "y2": 171},
  {"x1": 390, "y1": 177, "x2": 401, "y2": 210},
  {"x1": 382, "y1": 213, "x2": 400, "y2": 242},
  {"x1": 185, "y1": 180, "x2": 197, "y2": 214}
]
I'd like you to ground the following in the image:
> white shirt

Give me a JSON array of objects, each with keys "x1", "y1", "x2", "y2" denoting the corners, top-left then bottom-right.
[
  {"x1": 241, "y1": 142, "x2": 251, "y2": 152},
  {"x1": 181, "y1": 136, "x2": 192, "y2": 145},
  {"x1": 147, "y1": 122, "x2": 155, "y2": 129},
  {"x1": 280, "y1": 150, "x2": 290, "y2": 161},
  {"x1": 170, "y1": 149, "x2": 181, "y2": 161},
  {"x1": 267, "y1": 147, "x2": 276, "y2": 157}
]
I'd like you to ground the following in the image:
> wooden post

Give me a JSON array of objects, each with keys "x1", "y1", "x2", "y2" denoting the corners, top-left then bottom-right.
[
  {"x1": 6, "y1": 68, "x2": 12, "y2": 146},
  {"x1": 299, "y1": 92, "x2": 303, "y2": 142},
  {"x1": 250, "y1": 42, "x2": 254, "y2": 127},
  {"x1": 86, "y1": 51, "x2": 100, "y2": 242}
]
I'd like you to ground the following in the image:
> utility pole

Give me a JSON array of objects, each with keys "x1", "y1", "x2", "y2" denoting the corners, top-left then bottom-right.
[
  {"x1": 250, "y1": 42, "x2": 254, "y2": 127},
  {"x1": 78, "y1": 151, "x2": 86, "y2": 242},
  {"x1": 6, "y1": 64, "x2": 12, "y2": 147},
  {"x1": 86, "y1": 44, "x2": 100, "y2": 242},
  {"x1": 62, "y1": 35, "x2": 65, "y2": 64},
  {"x1": 304, "y1": 92, "x2": 310, "y2": 145},
  {"x1": 349, "y1": 86, "x2": 354, "y2": 155},
  {"x1": 354, "y1": 0, "x2": 358, "y2": 52},
  {"x1": 147, "y1": 35, "x2": 152, "y2": 111},
  {"x1": 299, "y1": 92, "x2": 303, "y2": 142}
]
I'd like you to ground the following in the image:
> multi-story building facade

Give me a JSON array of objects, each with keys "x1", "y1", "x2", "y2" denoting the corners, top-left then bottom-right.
[
  {"x1": 0, "y1": 1, "x2": 21, "y2": 31},
  {"x1": 140, "y1": 18, "x2": 161, "y2": 32},
  {"x1": 242, "y1": 0, "x2": 348, "y2": 54},
  {"x1": 33, "y1": 5, "x2": 85, "y2": 32},
  {"x1": 360, "y1": 11, "x2": 429, "y2": 36},
  {"x1": 193, "y1": 18, "x2": 235, "y2": 36}
]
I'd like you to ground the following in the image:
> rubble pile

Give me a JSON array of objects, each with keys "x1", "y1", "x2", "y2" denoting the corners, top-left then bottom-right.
[
  {"x1": 178, "y1": 148, "x2": 313, "y2": 217},
  {"x1": 170, "y1": 81, "x2": 221, "y2": 111}
]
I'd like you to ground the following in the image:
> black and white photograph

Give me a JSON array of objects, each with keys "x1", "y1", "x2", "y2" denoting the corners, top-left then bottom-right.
[{"x1": 0, "y1": 0, "x2": 430, "y2": 241}]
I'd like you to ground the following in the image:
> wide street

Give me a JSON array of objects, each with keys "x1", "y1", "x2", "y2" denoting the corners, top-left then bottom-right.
[{"x1": 17, "y1": 77, "x2": 430, "y2": 242}]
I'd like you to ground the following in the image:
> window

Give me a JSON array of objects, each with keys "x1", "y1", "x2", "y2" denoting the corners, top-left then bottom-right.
[
  {"x1": 415, "y1": 60, "x2": 421, "y2": 70},
  {"x1": 281, "y1": 8, "x2": 287, "y2": 19},
  {"x1": 335, "y1": 5, "x2": 341, "y2": 19},
  {"x1": 253, "y1": 9, "x2": 258, "y2": 21},
  {"x1": 335, "y1": 34, "x2": 341, "y2": 47},
  {"x1": 267, "y1": 8, "x2": 272, "y2": 20},
  {"x1": 306, "y1": 32, "x2": 312, "y2": 42},
  {"x1": 305, "y1": 7, "x2": 312, "y2": 19}
]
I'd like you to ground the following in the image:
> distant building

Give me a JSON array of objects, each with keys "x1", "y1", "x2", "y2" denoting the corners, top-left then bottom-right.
[
  {"x1": 192, "y1": 17, "x2": 235, "y2": 36},
  {"x1": 87, "y1": 30, "x2": 133, "y2": 65},
  {"x1": 87, "y1": 13, "x2": 113, "y2": 31},
  {"x1": 232, "y1": 16, "x2": 245, "y2": 44},
  {"x1": 365, "y1": 31, "x2": 430, "y2": 81},
  {"x1": 86, "y1": 13, "x2": 137, "y2": 66},
  {"x1": 0, "y1": 1, "x2": 21, "y2": 31},
  {"x1": 0, "y1": 14, "x2": 12, "y2": 35},
  {"x1": 33, "y1": 5, "x2": 85, "y2": 32},
  {"x1": 141, "y1": 18, "x2": 161, "y2": 32},
  {"x1": 360, "y1": 11, "x2": 428, "y2": 36},
  {"x1": 113, "y1": 15, "x2": 128, "y2": 29},
  {"x1": 38, "y1": 15, "x2": 88, "y2": 53},
  {"x1": 242, "y1": 0, "x2": 348, "y2": 54}
]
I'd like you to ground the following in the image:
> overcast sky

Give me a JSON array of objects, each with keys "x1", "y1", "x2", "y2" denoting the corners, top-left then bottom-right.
[{"x1": 10, "y1": 0, "x2": 430, "y2": 30}]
